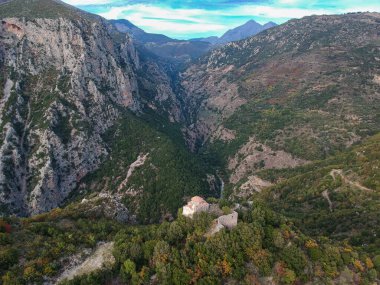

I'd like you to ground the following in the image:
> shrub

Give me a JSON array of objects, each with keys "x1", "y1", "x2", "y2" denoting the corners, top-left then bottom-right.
[
  {"x1": 373, "y1": 255, "x2": 380, "y2": 270},
  {"x1": 0, "y1": 247, "x2": 18, "y2": 271}
]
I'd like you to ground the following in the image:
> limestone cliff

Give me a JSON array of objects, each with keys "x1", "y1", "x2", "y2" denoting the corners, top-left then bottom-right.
[{"x1": 0, "y1": 3, "x2": 139, "y2": 215}]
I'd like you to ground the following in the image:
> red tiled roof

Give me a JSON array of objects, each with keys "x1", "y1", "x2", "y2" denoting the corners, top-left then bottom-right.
[{"x1": 191, "y1": 196, "x2": 206, "y2": 203}]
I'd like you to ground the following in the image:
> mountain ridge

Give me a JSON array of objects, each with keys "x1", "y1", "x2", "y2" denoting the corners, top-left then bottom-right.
[
  {"x1": 191, "y1": 19, "x2": 278, "y2": 45},
  {"x1": 0, "y1": 0, "x2": 214, "y2": 219},
  {"x1": 109, "y1": 19, "x2": 212, "y2": 63},
  {"x1": 109, "y1": 18, "x2": 278, "y2": 62},
  {"x1": 0, "y1": 2, "x2": 379, "y2": 283}
]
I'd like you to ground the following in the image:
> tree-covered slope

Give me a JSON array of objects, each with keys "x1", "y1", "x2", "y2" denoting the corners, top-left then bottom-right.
[
  {"x1": 78, "y1": 112, "x2": 216, "y2": 223},
  {"x1": 1, "y1": 199, "x2": 379, "y2": 284},
  {"x1": 257, "y1": 133, "x2": 380, "y2": 254}
]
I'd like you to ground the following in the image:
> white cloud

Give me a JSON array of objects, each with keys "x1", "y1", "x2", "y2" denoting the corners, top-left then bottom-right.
[
  {"x1": 229, "y1": 5, "x2": 330, "y2": 18},
  {"x1": 63, "y1": 0, "x2": 114, "y2": 5},
  {"x1": 99, "y1": 4, "x2": 227, "y2": 36},
  {"x1": 342, "y1": 5, "x2": 380, "y2": 13},
  {"x1": 99, "y1": 4, "x2": 218, "y2": 22},
  {"x1": 277, "y1": 0, "x2": 302, "y2": 4},
  {"x1": 97, "y1": 3, "x2": 338, "y2": 37},
  {"x1": 70, "y1": 0, "x2": 380, "y2": 38}
]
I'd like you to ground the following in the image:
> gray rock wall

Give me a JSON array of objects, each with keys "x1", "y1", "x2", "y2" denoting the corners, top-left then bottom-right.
[{"x1": 0, "y1": 16, "x2": 139, "y2": 215}]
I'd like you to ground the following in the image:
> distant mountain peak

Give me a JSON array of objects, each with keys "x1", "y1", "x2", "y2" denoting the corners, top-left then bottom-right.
[
  {"x1": 190, "y1": 19, "x2": 277, "y2": 45},
  {"x1": 111, "y1": 18, "x2": 138, "y2": 29},
  {"x1": 263, "y1": 21, "x2": 278, "y2": 28},
  {"x1": 216, "y1": 19, "x2": 277, "y2": 44},
  {"x1": 246, "y1": 19, "x2": 260, "y2": 25}
]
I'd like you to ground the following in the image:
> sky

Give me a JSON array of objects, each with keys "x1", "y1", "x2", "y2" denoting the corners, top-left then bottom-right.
[{"x1": 62, "y1": 0, "x2": 380, "y2": 39}]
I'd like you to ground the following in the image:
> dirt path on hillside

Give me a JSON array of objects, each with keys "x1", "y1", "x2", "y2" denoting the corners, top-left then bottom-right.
[
  {"x1": 329, "y1": 169, "x2": 374, "y2": 192},
  {"x1": 322, "y1": 190, "x2": 333, "y2": 212}
]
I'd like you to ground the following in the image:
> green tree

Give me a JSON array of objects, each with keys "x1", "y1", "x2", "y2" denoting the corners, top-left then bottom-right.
[
  {"x1": 282, "y1": 269, "x2": 296, "y2": 284},
  {"x1": 152, "y1": 241, "x2": 170, "y2": 266},
  {"x1": 373, "y1": 255, "x2": 380, "y2": 270},
  {"x1": 0, "y1": 247, "x2": 18, "y2": 271},
  {"x1": 121, "y1": 259, "x2": 136, "y2": 282},
  {"x1": 167, "y1": 222, "x2": 184, "y2": 244}
]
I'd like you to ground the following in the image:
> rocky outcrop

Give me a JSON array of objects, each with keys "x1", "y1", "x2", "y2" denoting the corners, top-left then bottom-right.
[
  {"x1": 80, "y1": 192, "x2": 131, "y2": 223},
  {"x1": 181, "y1": 65, "x2": 246, "y2": 150},
  {"x1": 228, "y1": 137, "x2": 308, "y2": 184},
  {"x1": 117, "y1": 153, "x2": 149, "y2": 192},
  {"x1": 57, "y1": 242, "x2": 115, "y2": 283},
  {"x1": 235, "y1": 175, "x2": 273, "y2": 198},
  {"x1": 0, "y1": 14, "x2": 139, "y2": 215}
]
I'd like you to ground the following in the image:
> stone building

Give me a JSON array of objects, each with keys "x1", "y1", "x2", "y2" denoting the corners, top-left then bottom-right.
[
  {"x1": 209, "y1": 211, "x2": 238, "y2": 235},
  {"x1": 217, "y1": 211, "x2": 238, "y2": 229},
  {"x1": 182, "y1": 196, "x2": 210, "y2": 218}
]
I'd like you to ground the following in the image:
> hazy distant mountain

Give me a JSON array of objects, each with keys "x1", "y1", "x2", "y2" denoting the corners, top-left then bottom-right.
[
  {"x1": 110, "y1": 19, "x2": 212, "y2": 62},
  {"x1": 192, "y1": 20, "x2": 278, "y2": 45},
  {"x1": 109, "y1": 19, "x2": 174, "y2": 44},
  {"x1": 110, "y1": 19, "x2": 277, "y2": 60},
  {"x1": 263, "y1": 21, "x2": 278, "y2": 29},
  {"x1": 189, "y1": 36, "x2": 219, "y2": 44}
]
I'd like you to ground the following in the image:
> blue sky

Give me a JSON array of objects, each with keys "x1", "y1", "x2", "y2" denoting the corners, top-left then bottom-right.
[{"x1": 63, "y1": 0, "x2": 380, "y2": 39}]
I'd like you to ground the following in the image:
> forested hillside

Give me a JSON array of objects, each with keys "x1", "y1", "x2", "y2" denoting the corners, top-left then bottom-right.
[
  {"x1": 181, "y1": 13, "x2": 380, "y2": 186},
  {"x1": 1, "y1": 195, "x2": 379, "y2": 284},
  {"x1": 0, "y1": 0, "x2": 379, "y2": 284},
  {"x1": 259, "y1": 133, "x2": 380, "y2": 255}
]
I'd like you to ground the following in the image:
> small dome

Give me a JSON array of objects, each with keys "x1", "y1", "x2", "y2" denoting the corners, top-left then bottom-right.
[{"x1": 191, "y1": 196, "x2": 206, "y2": 203}]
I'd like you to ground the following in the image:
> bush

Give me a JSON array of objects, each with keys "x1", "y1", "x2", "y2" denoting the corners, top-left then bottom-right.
[
  {"x1": 282, "y1": 269, "x2": 296, "y2": 284},
  {"x1": 222, "y1": 206, "x2": 232, "y2": 215},
  {"x1": 373, "y1": 255, "x2": 380, "y2": 270},
  {"x1": 0, "y1": 247, "x2": 18, "y2": 271},
  {"x1": 280, "y1": 245, "x2": 307, "y2": 276},
  {"x1": 121, "y1": 259, "x2": 136, "y2": 282}
]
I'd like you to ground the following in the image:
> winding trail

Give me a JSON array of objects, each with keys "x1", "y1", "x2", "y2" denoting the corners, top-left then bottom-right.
[
  {"x1": 322, "y1": 190, "x2": 333, "y2": 212},
  {"x1": 329, "y1": 169, "x2": 374, "y2": 192}
]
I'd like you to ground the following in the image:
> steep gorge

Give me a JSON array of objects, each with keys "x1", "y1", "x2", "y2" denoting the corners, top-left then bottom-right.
[
  {"x1": 0, "y1": 2, "x2": 380, "y2": 284},
  {"x1": 0, "y1": 0, "x2": 211, "y2": 219},
  {"x1": 0, "y1": 1, "x2": 379, "y2": 224}
]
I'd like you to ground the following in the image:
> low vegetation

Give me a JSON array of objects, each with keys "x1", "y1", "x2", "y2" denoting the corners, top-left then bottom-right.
[
  {"x1": 79, "y1": 112, "x2": 214, "y2": 223},
  {"x1": 1, "y1": 200, "x2": 379, "y2": 284},
  {"x1": 258, "y1": 133, "x2": 380, "y2": 254}
]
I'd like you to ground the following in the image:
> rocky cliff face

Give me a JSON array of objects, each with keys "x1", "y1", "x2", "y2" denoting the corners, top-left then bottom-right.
[
  {"x1": 0, "y1": 0, "x2": 214, "y2": 219},
  {"x1": 1, "y1": 1, "x2": 379, "y2": 220},
  {"x1": 0, "y1": 12, "x2": 139, "y2": 215}
]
